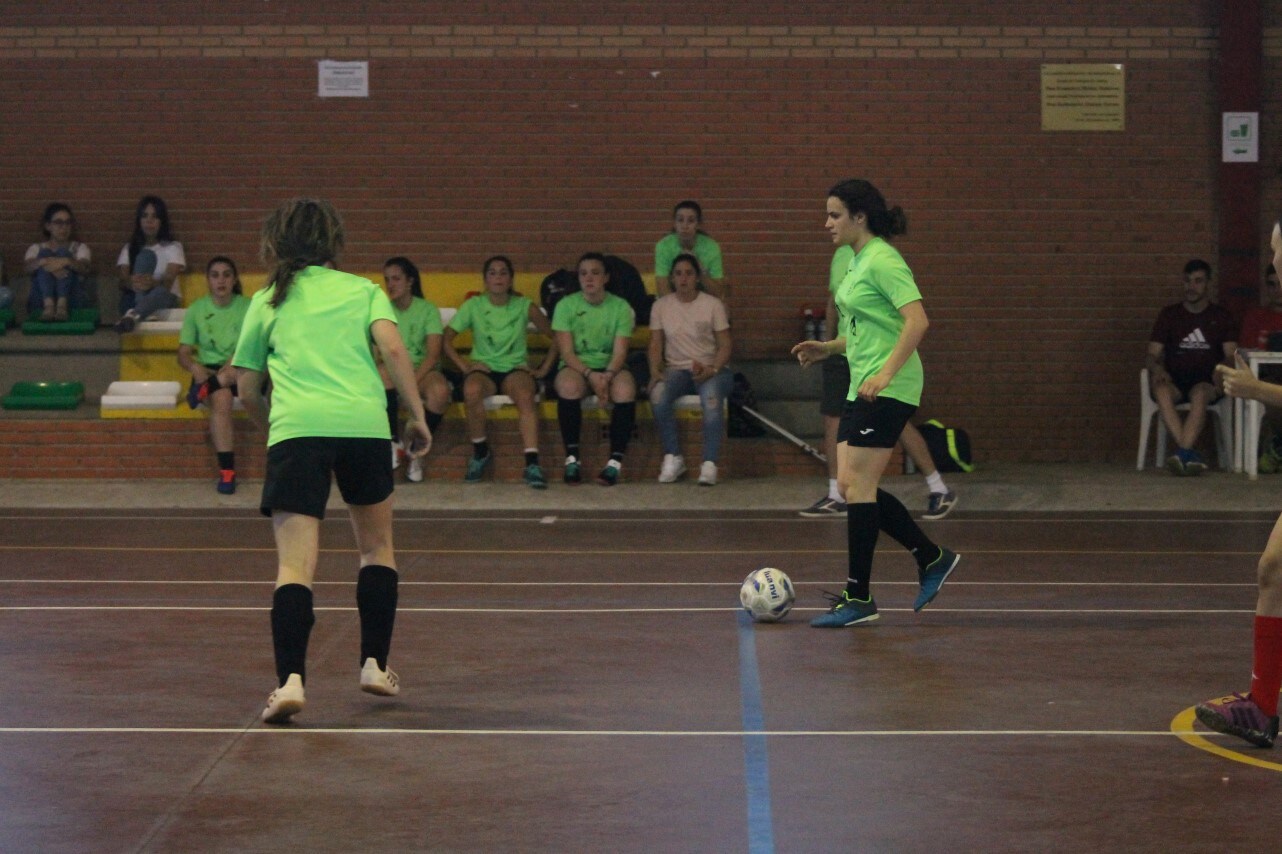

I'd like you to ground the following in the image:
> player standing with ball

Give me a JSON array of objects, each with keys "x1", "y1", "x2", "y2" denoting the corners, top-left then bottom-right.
[
  {"x1": 792, "y1": 179, "x2": 960, "y2": 628},
  {"x1": 234, "y1": 198, "x2": 431, "y2": 723}
]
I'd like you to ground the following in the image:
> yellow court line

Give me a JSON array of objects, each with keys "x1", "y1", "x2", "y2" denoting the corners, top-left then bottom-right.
[{"x1": 1171, "y1": 706, "x2": 1282, "y2": 772}]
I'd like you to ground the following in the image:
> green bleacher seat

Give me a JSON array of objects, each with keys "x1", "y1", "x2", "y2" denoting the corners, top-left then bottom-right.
[
  {"x1": 0, "y1": 308, "x2": 15, "y2": 329},
  {"x1": 1, "y1": 381, "x2": 86, "y2": 410},
  {"x1": 21, "y1": 307, "x2": 100, "y2": 336}
]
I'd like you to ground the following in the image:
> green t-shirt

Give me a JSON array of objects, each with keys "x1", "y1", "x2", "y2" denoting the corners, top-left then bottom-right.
[
  {"x1": 233, "y1": 266, "x2": 396, "y2": 446},
  {"x1": 654, "y1": 232, "x2": 724, "y2": 279},
  {"x1": 835, "y1": 237, "x2": 924, "y2": 406},
  {"x1": 448, "y1": 293, "x2": 532, "y2": 372},
  {"x1": 179, "y1": 293, "x2": 250, "y2": 366},
  {"x1": 551, "y1": 291, "x2": 636, "y2": 370},
  {"x1": 393, "y1": 296, "x2": 443, "y2": 367}
]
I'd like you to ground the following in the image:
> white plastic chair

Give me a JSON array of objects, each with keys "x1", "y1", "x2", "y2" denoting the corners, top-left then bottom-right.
[{"x1": 1137, "y1": 368, "x2": 1233, "y2": 470}]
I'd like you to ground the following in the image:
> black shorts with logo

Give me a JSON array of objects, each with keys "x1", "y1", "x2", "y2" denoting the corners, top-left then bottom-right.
[
  {"x1": 260, "y1": 436, "x2": 393, "y2": 519},
  {"x1": 837, "y1": 396, "x2": 918, "y2": 448}
]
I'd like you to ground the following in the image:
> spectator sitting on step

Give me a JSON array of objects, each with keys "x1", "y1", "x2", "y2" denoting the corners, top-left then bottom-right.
[
  {"x1": 647, "y1": 252, "x2": 732, "y2": 486},
  {"x1": 654, "y1": 200, "x2": 727, "y2": 302},
  {"x1": 380, "y1": 256, "x2": 450, "y2": 484},
  {"x1": 552, "y1": 252, "x2": 638, "y2": 486},
  {"x1": 115, "y1": 195, "x2": 186, "y2": 332},
  {"x1": 1237, "y1": 264, "x2": 1282, "y2": 471},
  {"x1": 443, "y1": 254, "x2": 557, "y2": 489},
  {"x1": 1145, "y1": 258, "x2": 1237, "y2": 475},
  {"x1": 24, "y1": 203, "x2": 91, "y2": 322},
  {"x1": 0, "y1": 254, "x2": 10, "y2": 312},
  {"x1": 178, "y1": 256, "x2": 250, "y2": 495}
]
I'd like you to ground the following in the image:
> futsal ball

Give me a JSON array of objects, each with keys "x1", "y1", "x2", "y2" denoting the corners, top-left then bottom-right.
[{"x1": 740, "y1": 567, "x2": 796, "y2": 623}]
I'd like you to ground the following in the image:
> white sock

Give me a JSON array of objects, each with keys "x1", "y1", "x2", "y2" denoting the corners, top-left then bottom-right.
[
  {"x1": 926, "y1": 471, "x2": 947, "y2": 494},
  {"x1": 828, "y1": 478, "x2": 842, "y2": 502},
  {"x1": 606, "y1": 459, "x2": 621, "y2": 471}
]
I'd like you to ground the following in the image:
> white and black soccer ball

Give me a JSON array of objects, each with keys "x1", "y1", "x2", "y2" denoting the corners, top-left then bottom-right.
[{"x1": 740, "y1": 567, "x2": 796, "y2": 623}]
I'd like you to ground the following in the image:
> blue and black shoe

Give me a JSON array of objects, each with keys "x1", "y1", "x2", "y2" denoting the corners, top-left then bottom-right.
[
  {"x1": 524, "y1": 463, "x2": 548, "y2": 490},
  {"x1": 464, "y1": 453, "x2": 491, "y2": 483},
  {"x1": 809, "y1": 591, "x2": 879, "y2": 628},
  {"x1": 914, "y1": 547, "x2": 960, "y2": 612}
]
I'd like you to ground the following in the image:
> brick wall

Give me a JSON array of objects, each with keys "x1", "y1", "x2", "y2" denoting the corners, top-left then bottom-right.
[{"x1": 1, "y1": 2, "x2": 1280, "y2": 463}]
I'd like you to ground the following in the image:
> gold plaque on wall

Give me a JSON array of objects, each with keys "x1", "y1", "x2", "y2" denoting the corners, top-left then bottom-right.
[{"x1": 1041, "y1": 64, "x2": 1125, "y2": 131}]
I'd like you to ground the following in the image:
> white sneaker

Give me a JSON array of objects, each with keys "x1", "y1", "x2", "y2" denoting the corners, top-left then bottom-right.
[
  {"x1": 406, "y1": 455, "x2": 423, "y2": 483},
  {"x1": 262, "y1": 673, "x2": 305, "y2": 724},
  {"x1": 391, "y1": 441, "x2": 402, "y2": 471},
  {"x1": 360, "y1": 657, "x2": 400, "y2": 697},
  {"x1": 658, "y1": 454, "x2": 687, "y2": 483},
  {"x1": 697, "y1": 461, "x2": 718, "y2": 486}
]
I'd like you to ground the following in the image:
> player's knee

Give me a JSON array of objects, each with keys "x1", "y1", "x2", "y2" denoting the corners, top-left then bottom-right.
[{"x1": 1258, "y1": 552, "x2": 1282, "y2": 590}]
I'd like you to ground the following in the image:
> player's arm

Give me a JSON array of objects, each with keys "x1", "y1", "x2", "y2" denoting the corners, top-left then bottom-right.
[
  {"x1": 177, "y1": 344, "x2": 211, "y2": 382},
  {"x1": 237, "y1": 368, "x2": 269, "y2": 432},
  {"x1": 372, "y1": 318, "x2": 431, "y2": 456},
  {"x1": 710, "y1": 327, "x2": 732, "y2": 374},
  {"x1": 1145, "y1": 342, "x2": 1170, "y2": 386},
  {"x1": 1218, "y1": 351, "x2": 1282, "y2": 407},
  {"x1": 647, "y1": 327, "x2": 665, "y2": 394},
  {"x1": 442, "y1": 326, "x2": 473, "y2": 373},
  {"x1": 556, "y1": 330, "x2": 588, "y2": 376},
  {"x1": 529, "y1": 303, "x2": 557, "y2": 377},
  {"x1": 419, "y1": 333, "x2": 442, "y2": 379}
]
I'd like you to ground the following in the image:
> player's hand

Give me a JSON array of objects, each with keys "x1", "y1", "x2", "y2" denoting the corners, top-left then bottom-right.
[
  {"x1": 405, "y1": 418, "x2": 432, "y2": 458},
  {"x1": 192, "y1": 366, "x2": 213, "y2": 384},
  {"x1": 466, "y1": 362, "x2": 490, "y2": 374},
  {"x1": 588, "y1": 370, "x2": 611, "y2": 397},
  {"x1": 856, "y1": 372, "x2": 891, "y2": 401},
  {"x1": 791, "y1": 340, "x2": 830, "y2": 368},
  {"x1": 1216, "y1": 352, "x2": 1255, "y2": 399}
]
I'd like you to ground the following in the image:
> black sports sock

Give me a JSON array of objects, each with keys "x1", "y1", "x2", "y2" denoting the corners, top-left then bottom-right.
[
  {"x1": 875, "y1": 489, "x2": 937, "y2": 568},
  {"x1": 473, "y1": 439, "x2": 490, "y2": 460},
  {"x1": 356, "y1": 565, "x2": 398, "y2": 670},
  {"x1": 425, "y1": 410, "x2": 444, "y2": 434},
  {"x1": 843, "y1": 502, "x2": 880, "y2": 601},
  {"x1": 385, "y1": 390, "x2": 400, "y2": 439},
  {"x1": 216, "y1": 451, "x2": 234, "y2": 471},
  {"x1": 524, "y1": 450, "x2": 539, "y2": 467},
  {"x1": 271, "y1": 584, "x2": 315, "y2": 686},
  {"x1": 558, "y1": 397, "x2": 582, "y2": 457},
  {"x1": 609, "y1": 401, "x2": 636, "y2": 456}
]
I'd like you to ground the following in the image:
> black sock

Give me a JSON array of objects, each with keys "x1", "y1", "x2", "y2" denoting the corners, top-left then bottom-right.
[
  {"x1": 426, "y1": 410, "x2": 443, "y2": 434},
  {"x1": 609, "y1": 401, "x2": 636, "y2": 456},
  {"x1": 385, "y1": 390, "x2": 399, "y2": 439},
  {"x1": 525, "y1": 451, "x2": 539, "y2": 467},
  {"x1": 356, "y1": 565, "x2": 398, "y2": 670},
  {"x1": 216, "y1": 451, "x2": 234, "y2": 471},
  {"x1": 558, "y1": 397, "x2": 582, "y2": 457},
  {"x1": 875, "y1": 489, "x2": 937, "y2": 571},
  {"x1": 844, "y1": 502, "x2": 880, "y2": 601},
  {"x1": 270, "y1": 584, "x2": 315, "y2": 687},
  {"x1": 473, "y1": 439, "x2": 490, "y2": 460}
]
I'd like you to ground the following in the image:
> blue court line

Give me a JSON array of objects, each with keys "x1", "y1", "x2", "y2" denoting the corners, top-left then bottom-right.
[{"x1": 736, "y1": 609, "x2": 776, "y2": 854}]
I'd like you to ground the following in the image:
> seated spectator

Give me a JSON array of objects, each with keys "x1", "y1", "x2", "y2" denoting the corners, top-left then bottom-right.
[
  {"x1": 443, "y1": 255, "x2": 557, "y2": 488},
  {"x1": 178, "y1": 256, "x2": 250, "y2": 495},
  {"x1": 552, "y1": 252, "x2": 638, "y2": 486},
  {"x1": 115, "y1": 195, "x2": 186, "y2": 332},
  {"x1": 24, "y1": 203, "x2": 91, "y2": 321},
  {"x1": 380, "y1": 256, "x2": 450, "y2": 484},
  {"x1": 1145, "y1": 258, "x2": 1237, "y2": 475},
  {"x1": 654, "y1": 200, "x2": 727, "y2": 301},
  {"x1": 647, "y1": 253, "x2": 733, "y2": 485},
  {"x1": 1239, "y1": 265, "x2": 1282, "y2": 352}
]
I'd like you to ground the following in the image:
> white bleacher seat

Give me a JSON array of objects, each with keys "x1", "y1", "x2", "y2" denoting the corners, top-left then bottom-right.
[
  {"x1": 136, "y1": 308, "x2": 185, "y2": 334},
  {"x1": 101, "y1": 381, "x2": 182, "y2": 410},
  {"x1": 1137, "y1": 368, "x2": 1232, "y2": 470}
]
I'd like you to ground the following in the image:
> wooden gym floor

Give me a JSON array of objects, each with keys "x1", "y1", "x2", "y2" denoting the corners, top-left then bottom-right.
[{"x1": 1, "y1": 508, "x2": 1280, "y2": 852}]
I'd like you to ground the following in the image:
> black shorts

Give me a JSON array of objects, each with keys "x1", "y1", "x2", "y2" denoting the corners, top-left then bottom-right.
[
  {"x1": 820, "y1": 356, "x2": 851, "y2": 418},
  {"x1": 467, "y1": 369, "x2": 523, "y2": 394},
  {"x1": 1169, "y1": 373, "x2": 1220, "y2": 401},
  {"x1": 195, "y1": 366, "x2": 238, "y2": 398},
  {"x1": 260, "y1": 436, "x2": 394, "y2": 519},
  {"x1": 838, "y1": 396, "x2": 918, "y2": 448}
]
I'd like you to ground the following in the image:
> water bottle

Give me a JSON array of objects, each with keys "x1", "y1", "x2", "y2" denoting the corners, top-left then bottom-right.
[
  {"x1": 816, "y1": 317, "x2": 827, "y2": 341},
  {"x1": 803, "y1": 308, "x2": 817, "y2": 341}
]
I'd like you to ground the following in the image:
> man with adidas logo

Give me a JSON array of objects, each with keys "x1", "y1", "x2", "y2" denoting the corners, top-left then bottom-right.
[{"x1": 1145, "y1": 259, "x2": 1238, "y2": 474}]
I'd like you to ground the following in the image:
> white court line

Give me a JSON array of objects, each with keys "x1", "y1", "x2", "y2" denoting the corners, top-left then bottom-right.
[
  {"x1": 0, "y1": 606, "x2": 1255, "y2": 614},
  {"x1": 0, "y1": 546, "x2": 1263, "y2": 556},
  {"x1": 0, "y1": 513, "x2": 1272, "y2": 524},
  {"x1": 0, "y1": 579, "x2": 1257, "y2": 587},
  {"x1": 0, "y1": 726, "x2": 1206, "y2": 737}
]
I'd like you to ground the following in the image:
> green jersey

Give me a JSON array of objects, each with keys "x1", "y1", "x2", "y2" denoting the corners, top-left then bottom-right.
[
  {"x1": 179, "y1": 293, "x2": 250, "y2": 366},
  {"x1": 836, "y1": 237, "x2": 924, "y2": 406},
  {"x1": 393, "y1": 296, "x2": 443, "y2": 367},
  {"x1": 552, "y1": 291, "x2": 635, "y2": 370},
  {"x1": 448, "y1": 293, "x2": 532, "y2": 372},
  {"x1": 233, "y1": 266, "x2": 396, "y2": 446},
  {"x1": 655, "y1": 232, "x2": 724, "y2": 279}
]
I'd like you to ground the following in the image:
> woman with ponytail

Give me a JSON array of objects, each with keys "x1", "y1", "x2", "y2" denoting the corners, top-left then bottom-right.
[
  {"x1": 232, "y1": 198, "x2": 430, "y2": 723},
  {"x1": 791, "y1": 179, "x2": 960, "y2": 628}
]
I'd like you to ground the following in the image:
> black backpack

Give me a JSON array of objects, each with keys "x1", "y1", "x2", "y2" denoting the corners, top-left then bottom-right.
[
  {"x1": 728, "y1": 372, "x2": 766, "y2": 438},
  {"x1": 603, "y1": 255, "x2": 654, "y2": 326},
  {"x1": 916, "y1": 419, "x2": 974, "y2": 473},
  {"x1": 539, "y1": 268, "x2": 580, "y2": 318}
]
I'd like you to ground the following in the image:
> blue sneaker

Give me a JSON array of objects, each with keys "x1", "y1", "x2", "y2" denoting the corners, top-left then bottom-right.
[
  {"x1": 914, "y1": 547, "x2": 960, "y2": 612},
  {"x1": 1184, "y1": 450, "x2": 1208, "y2": 475},
  {"x1": 464, "y1": 453, "x2": 491, "y2": 483},
  {"x1": 809, "y1": 591, "x2": 879, "y2": 628},
  {"x1": 524, "y1": 463, "x2": 547, "y2": 490},
  {"x1": 563, "y1": 459, "x2": 582, "y2": 484}
]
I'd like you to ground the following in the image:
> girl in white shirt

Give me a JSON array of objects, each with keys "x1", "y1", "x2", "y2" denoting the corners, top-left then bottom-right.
[{"x1": 114, "y1": 195, "x2": 186, "y2": 332}]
